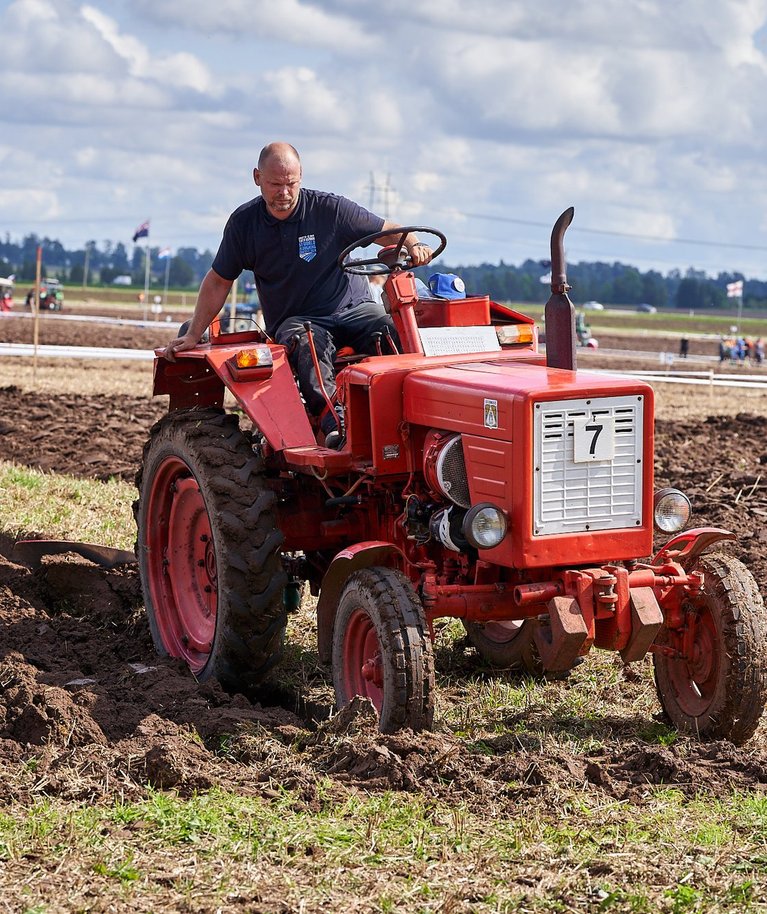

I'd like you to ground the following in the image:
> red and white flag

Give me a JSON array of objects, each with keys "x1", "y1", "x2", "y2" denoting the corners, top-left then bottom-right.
[{"x1": 726, "y1": 280, "x2": 744, "y2": 298}]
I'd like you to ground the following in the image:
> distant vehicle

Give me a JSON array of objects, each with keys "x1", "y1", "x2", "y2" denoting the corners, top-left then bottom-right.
[
  {"x1": 637, "y1": 303, "x2": 657, "y2": 313},
  {"x1": 41, "y1": 279, "x2": 64, "y2": 311},
  {"x1": 0, "y1": 277, "x2": 13, "y2": 312},
  {"x1": 582, "y1": 300, "x2": 604, "y2": 311},
  {"x1": 217, "y1": 298, "x2": 262, "y2": 333},
  {"x1": 112, "y1": 275, "x2": 133, "y2": 286},
  {"x1": 575, "y1": 311, "x2": 591, "y2": 345},
  {"x1": 26, "y1": 279, "x2": 64, "y2": 311}
]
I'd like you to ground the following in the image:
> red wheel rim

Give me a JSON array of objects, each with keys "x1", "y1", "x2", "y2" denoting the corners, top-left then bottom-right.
[
  {"x1": 665, "y1": 606, "x2": 719, "y2": 717},
  {"x1": 144, "y1": 455, "x2": 217, "y2": 673},
  {"x1": 479, "y1": 620, "x2": 524, "y2": 643},
  {"x1": 341, "y1": 608, "x2": 384, "y2": 713}
]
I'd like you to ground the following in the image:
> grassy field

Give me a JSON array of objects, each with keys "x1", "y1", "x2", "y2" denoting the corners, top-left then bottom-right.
[
  {"x1": 0, "y1": 462, "x2": 135, "y2": 548},
  {"x1": 3, "y1": 780, "x2": 767, "y2": 912},
  {"x1": 521, "y1": 302, "x2": 767, "y2": 339},
  {"x1": 2, "y1": 449, "x2": 767, "y2": 911},
  {"x1": 2, "y1": 335, "x2": 767, "y2": 911}
]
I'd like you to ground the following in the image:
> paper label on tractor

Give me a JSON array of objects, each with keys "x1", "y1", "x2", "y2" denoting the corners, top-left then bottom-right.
[
  {"x1": 419, "y1": 326, "x2": 500, "y2": 357},
  {"x1": 573, "y1": 414, "x2": 615, "y2": 462}
]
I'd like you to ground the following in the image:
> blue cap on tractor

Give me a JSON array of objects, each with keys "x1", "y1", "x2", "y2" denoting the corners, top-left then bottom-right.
[{"x1": 428, "y1": 273, "x2": 467, "y2": 300}]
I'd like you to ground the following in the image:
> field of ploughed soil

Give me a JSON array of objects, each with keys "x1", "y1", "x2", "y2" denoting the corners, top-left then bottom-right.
[{"x1": 2, "y1": 309, "x2": 767, "y2": 911}]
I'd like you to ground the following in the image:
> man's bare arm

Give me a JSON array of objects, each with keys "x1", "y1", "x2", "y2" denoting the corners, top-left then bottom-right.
[{"x1": 163, "y1": 269, "x2": 233, "y2": 362}]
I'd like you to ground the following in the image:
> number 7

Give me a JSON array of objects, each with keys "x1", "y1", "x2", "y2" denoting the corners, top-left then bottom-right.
[{"x1": 585, "y1": 422, "x2": 602, "y2": 456}]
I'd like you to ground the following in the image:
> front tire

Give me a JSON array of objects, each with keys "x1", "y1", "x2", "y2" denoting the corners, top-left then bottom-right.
[
  {"x1": 135, "y1": 408, "x2": 287, "y2": 691},
  {"x1": 653, "y1": 552, "x2": 767, "y2": 745},
  {"x1": 332, "y1": 567, "x2": 435, "y2": 732}
]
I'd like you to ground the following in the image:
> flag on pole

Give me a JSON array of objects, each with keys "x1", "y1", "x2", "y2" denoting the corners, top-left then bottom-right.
[
  {"x1": 726, "y1": 280, "x2": 744, "y2": 298},
  {"x1": 132, "y1": 220, "x2": 150, "y2": 243},
  {"x1": 157, "y1": 247, "x2": 171, "y2": 259}
]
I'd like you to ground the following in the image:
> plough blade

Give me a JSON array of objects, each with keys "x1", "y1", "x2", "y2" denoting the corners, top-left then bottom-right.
[{"x1": 12, "y1": 539, "x2": 137, "y2": 569}]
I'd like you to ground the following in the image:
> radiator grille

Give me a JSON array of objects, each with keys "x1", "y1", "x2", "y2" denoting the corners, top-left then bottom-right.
[
  {"x1": 533, "y1": 396, "x2": 644, "y2": 535},
  {"x1": 436, "y1": 435, "x2": 471, "y2": 508}
]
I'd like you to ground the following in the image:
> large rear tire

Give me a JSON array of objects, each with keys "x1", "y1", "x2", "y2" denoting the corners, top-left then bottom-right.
[
  {"x1": 135, "y1": 408, "x2": 287, "y2": 690},
  {"x1": 653, "y1": 553, "x2": 767, "y2": 745},
  {"x1": 463, "y1": 619, "x2": 542, "y2": 673},
  {"x1": 332, "y1": 567, "x2": 435, "y2": 733}
]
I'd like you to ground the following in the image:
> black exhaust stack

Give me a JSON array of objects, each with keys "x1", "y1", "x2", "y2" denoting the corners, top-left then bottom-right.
[{"x1": 544, "y1": 207, "x2": 576, "y2": 371}]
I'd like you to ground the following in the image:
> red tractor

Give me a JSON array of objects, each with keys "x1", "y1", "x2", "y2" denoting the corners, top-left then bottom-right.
[{"x1": 135, "y1": 209, "x2": 767, "y2": 743}]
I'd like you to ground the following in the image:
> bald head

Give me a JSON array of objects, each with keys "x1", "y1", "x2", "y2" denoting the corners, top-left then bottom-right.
[
  {"x1": 254, "y1": 142, "x2": 303, "y2": 220},
  {"x1": 258, "y1": 142, "x2": 300, "y2": 170}
]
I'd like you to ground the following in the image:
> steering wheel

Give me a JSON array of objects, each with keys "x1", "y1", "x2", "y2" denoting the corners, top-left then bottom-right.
[{"x1": 337, "y1": 226, "x2": 447, "y2": 275}]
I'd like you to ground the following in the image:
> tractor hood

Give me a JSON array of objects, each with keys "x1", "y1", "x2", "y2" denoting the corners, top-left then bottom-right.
[
  {"x1": 402, "y1": 358, "x2": 655, "y2": 570},
  {"x1": 402, "y1": 359, "x2": 650, "y2": 438}
]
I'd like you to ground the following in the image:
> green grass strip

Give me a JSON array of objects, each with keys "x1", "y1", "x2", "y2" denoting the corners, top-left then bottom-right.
[{"x1": 0, "y1": 460, "x2": 136, "y2": 550}]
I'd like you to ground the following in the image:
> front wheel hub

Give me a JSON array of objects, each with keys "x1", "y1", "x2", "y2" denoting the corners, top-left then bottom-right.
[
  {"x1": 341, "y1": 608, "x2": 385, "y2": 712},
  {"x1": 362, "y1": 654, "x2": 383, "y2": 688}
]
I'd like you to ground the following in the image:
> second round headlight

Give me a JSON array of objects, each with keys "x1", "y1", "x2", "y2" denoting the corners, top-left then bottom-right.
[
  {"x1": 653, "y1": 487, "x2": 691, "y2": 533},
  {"x1": 462, "y1": 503, "x2": 508, "y2": 549}
]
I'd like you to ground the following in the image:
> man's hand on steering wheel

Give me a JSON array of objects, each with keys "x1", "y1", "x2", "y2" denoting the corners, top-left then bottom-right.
[
  {"x1": 404, "y1": 237, "x2": 434, "y2": 267},
  {"x1": 337, "y1": 226, "x2": 447, "y2": 275}
]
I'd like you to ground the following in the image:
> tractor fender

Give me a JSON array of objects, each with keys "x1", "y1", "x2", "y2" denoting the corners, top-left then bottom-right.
[
  {"x1": 153, "y1": 343, "x2": 315, "y2": 450},
  {"x1": 651, "y1": 526, "x2": 735, "y2": 570},
  {"x1": 316, "y1": 541, "x2": 406, "y2": 663}
]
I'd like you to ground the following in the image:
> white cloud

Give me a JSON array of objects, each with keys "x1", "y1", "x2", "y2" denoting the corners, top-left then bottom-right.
[
  {"x1": 131, "y1": 0, "x2": 375, "y2": 51},
  {"x1": 262, "y1": 67, "x2": 350, "y2": 130},
  {"x1": 81, "y1": 5, "x2": 213, "y2": 93},
  {"x1": 0, "y1": 187, "x2": 62, "y2": 222}
]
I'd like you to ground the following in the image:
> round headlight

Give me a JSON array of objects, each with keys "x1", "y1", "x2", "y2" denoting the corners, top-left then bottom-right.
[
  {"x1": 653, "y1": 488, "x2": 691, "y2": 533},
  {"x1": 462, "y1": 503, "x2": 508, "y2": 549}
]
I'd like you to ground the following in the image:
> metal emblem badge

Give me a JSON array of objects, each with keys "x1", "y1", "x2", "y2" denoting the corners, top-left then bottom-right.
[{"x1": 484, "y1": 398, "x2": 498, "y2": 429}]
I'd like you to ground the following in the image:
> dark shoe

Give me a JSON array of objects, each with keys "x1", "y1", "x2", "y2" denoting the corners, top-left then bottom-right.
[
  {"x1": 320, "y1": 403, "x2": 345, "y2": 442},
  {"x1": 324, "y1": 428, "x2": 345, "y2": 450}
]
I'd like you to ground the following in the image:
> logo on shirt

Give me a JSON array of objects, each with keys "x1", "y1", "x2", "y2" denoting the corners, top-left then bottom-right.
[{"x1": 298, "y1": 234, "x2": 317, "y2": 262}]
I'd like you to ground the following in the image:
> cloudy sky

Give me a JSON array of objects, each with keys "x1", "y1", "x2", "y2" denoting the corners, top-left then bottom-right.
[{"x1": 2, "y1": 0, "x2": 767, "y2": 280}]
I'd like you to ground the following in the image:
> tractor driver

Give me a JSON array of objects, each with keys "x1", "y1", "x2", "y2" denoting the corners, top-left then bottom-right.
[{"x1": 163, "y1": 142, "x2": 433, "y2": 446}]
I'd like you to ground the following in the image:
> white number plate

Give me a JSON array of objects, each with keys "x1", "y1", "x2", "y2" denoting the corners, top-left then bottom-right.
[{"x1": 573, "y1": 414, "x2": 615, "y2": 462}]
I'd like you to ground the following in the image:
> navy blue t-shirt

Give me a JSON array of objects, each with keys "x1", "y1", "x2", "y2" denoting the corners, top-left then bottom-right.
[{"x1": 211, "y1": 188, "x2": 385, "y2": 336}]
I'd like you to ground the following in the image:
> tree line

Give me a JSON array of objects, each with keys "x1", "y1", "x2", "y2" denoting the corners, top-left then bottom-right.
[
  {"x1": 424, "y1": 258, "x2": 764, "y2": 311},
  {"x1": 0, "y1": 234, "x2": 215, "y2": 289},
  {"x1": 1, "y1": 232, "x2": 763, "y2": 310}
]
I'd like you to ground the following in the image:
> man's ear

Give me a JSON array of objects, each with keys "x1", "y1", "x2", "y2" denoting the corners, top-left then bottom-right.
[{"x1": 253, "y1": 168, "x2": 261, "y2": 187}]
